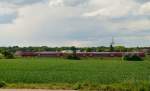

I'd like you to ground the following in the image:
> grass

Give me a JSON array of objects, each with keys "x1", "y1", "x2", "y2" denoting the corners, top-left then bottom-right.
[{"x1": 0, "y1": 57, "x2": 150, "y2": 90}]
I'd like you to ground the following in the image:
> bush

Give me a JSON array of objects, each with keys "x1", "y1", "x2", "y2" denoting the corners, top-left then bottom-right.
[
  {"x1": 73, "y1": 83, "x2": 82, "y2": 90},
  {"x1": 0, "y1": 54, "x2": 4, "y2": 59},
  {"x1": 123, "y1": 54, "x2": 143, "y2": 61},
  {"x1": 66, "y1": 54, "x2": 80, "y2": 60},
  {"x1": 2, "y1": 51, "x2": 15, "y2": 59},
  {"x1": 0, "y1": 81, "x2": 7, "y2": 88}
]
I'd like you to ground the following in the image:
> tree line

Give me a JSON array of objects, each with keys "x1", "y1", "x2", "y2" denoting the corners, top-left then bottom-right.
[{"x1": 0, "y1": 46, "x2": 142, "y2": 53}]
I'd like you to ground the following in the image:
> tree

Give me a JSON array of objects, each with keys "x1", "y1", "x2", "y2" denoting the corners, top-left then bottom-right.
[
  {"x1": 110, "y1": 44, "x2": 114, "y2": 52},
  {"x1": 2, "y1": 51, "x2": 14, "y2": 59},
  {"x1": 66, "y1": 46, "x2": 80, "y2": 60},
  {"x1": 115, "y1": 46, "x2": 126, "y2": 52},
  {"x1": 86, "y1": 47, "x2": 93, "y2": 52},
  {"x1": 71, "y1": 46, "x2": 77, "y2": 57}
]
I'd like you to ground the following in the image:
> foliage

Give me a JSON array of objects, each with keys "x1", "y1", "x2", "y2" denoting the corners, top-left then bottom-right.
[
  {"x1": 123, "y1": 54, "x2": 143, "y2": 61},
  {"x1": 66, "y1": 54, "x2": 80, "y2": 60},
  {"x1": 115, "y1": 46, "x2": 127, "y2": 52},
  {"x1": 0, "y1": 54, "x2": 4, "y2": 59},
  {"x1": 2, "y1": 51, "x2": 14, "y2": 59},
  {"x1": 70, "y1": 46, "x2": 76, "y2": 55},
  {"x1": 66, "y1": 46, "x2": 80, "y2": 60},
  {"x1": 4, "y1": 81, "x2": 150, "y2": 90},
  {"x1": 0, "y1": 46, "x2": 137, "y2": 53},
  {"x1": 73, "y1": 83, "x2": 82, "y2": 90},
  {"x1": 110, "y1": 44, "x2": 114, "y2": 52},
  {"x1": 0, "y1": 81, "x2": 7, "y2": 88}
]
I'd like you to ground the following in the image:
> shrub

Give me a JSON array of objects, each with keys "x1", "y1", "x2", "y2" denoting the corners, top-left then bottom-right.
[
  {"x1": 66, "y1": 46, "x2": 81, "y2": 60},
  {"x1": 0, "y1": 54, "x2": 4, "y2": 59},
  {"x1": 0, "y1": 81, "x2": 7, "y2": 88},
  {"x1": 2, "y1": 51, "x2": 15, "y2": 59},
  {"x1": 73, "y1": 83, "x2": 81, "y2": 90},
  {"x1": 123, "y1": 54, "x2": 143, "y2": 61},
  {"x1": 66, "y1": 54, "x2": 80, "y2": 60}
]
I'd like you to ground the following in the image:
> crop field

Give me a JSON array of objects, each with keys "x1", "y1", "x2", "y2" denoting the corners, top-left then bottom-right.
[{"x1": 0, "y1": 57, "x2": 150, "y2": 90}]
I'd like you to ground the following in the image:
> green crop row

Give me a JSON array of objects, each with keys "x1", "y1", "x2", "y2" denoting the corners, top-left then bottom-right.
[{"x1": 0, "y1": 57, "x2": 150, "y2": 90}]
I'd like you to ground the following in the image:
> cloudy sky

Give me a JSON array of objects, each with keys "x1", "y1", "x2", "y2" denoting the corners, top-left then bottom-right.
[{"x1": 0, "y1": 0, "x2": 150, "y2": 47}]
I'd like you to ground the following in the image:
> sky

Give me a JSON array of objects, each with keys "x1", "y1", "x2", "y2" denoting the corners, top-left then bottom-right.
[{"x1": 0, "y1": 0, "x2": 150, "y2": 47}]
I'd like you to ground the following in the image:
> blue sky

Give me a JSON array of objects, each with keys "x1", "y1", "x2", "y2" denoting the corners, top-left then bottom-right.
[{"x1": 0, "y1": 0, "x2": 150, "y2": 47}]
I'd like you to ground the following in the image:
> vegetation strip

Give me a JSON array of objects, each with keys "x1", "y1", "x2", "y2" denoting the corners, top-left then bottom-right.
[
  {"x1": 0, "y1": 89, "x2": 76, "y2": 91},
  {"x1": 0, "y1": 57, "x2": 150, "y2": 90}
]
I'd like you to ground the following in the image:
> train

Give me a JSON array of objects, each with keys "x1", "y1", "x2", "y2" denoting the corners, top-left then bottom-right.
[{"x1": 15, "y1": 51, "x2": 145, "y2": 57}]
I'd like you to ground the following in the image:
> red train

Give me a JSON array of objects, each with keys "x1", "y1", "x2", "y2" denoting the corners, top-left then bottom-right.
[
  {"x1": 15, "y1": 51, "x2": 63, "y2": 57},
  {"x1": 15, "y1": 51, "x2": 145, "y2": 57}
]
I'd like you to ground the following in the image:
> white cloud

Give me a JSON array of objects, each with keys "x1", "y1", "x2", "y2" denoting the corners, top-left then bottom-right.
[
  {"x1": 123, "y1": 19, "x2": 150, "y2": 31},
  {"x1": 0, "y1": 2, "x2": 18, "y2": 23},
  {"x1": 139, "y1": 2, "x2": 150, "y2": 15},
  {"x1": 49, "y1": 0, "x2": 64, "y2": 7},
  {"x1": 49, "y1": 0, "x2": 88, "y2": 7},
  {"x1": 0, "y1": 0, "x2": 150, "y2": 47},
  {"x1": 83, "y1": 0, "x2": 139, "y2": 18},
  {"x1": 0, "y1": 0, "x2": 46, "y2": 5}
]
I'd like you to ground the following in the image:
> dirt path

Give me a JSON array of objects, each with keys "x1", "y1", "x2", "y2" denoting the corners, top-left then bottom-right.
[{"x1": 0, "y1": 89, "x2": 77, "y2": 91}]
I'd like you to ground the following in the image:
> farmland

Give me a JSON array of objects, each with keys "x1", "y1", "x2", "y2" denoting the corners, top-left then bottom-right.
[{"x1": 0, "y1": 57, "x2": 150, "y2": 90}]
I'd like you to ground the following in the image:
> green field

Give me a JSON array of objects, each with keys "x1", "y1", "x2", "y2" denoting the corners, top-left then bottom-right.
[{"x1": 0, "y1": 57, "x2": 150, "y2": 90}]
